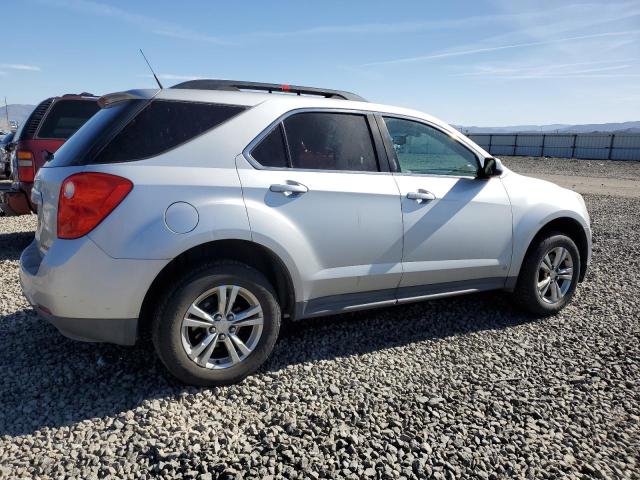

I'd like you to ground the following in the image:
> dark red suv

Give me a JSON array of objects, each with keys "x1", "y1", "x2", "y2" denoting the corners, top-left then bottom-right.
[{"x1": 0, "y1": 94, "x2": 99, "y2": 215}]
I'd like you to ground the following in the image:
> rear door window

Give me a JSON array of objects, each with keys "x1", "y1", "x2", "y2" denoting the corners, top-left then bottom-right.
[
  {"x1": 95, "y1": 100, "x2": 246, "y2": 163},
  {"x1": 283, "y1": 112, "x2": 378, "y2": 172},
  {"x1": 37, "y1": 100, "x2": 100, "y2": 139}
]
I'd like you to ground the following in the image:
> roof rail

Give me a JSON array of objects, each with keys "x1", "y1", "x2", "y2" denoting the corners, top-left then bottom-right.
[{"x1": 171, "y1": 79, "x2": 366, "y2": 102}]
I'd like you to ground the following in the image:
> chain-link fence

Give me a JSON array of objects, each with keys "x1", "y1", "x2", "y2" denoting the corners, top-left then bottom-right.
[{"x1": 467, "y1": 133, "x2": 640, "y2": 160}]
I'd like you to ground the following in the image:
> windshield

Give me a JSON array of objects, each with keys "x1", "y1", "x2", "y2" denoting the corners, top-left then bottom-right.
[{"x1": 46, "y1": 99, "x2": 148, "y2": 167}]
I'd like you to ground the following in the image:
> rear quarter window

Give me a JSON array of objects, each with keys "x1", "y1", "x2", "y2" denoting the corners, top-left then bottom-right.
[
  {"x1": 37, "y1": 100, "x2": 100, "y2": 139},
  {"x1": 95, "y1": 100, "x2": 246, "y2": 163}
]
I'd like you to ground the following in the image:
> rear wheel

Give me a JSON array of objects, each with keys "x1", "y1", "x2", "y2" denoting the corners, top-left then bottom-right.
[
  {"x1": 152, "y1": 261, "x2": 281, "y2": 386},
  {"x1": 513, "y1": 233, "x2": 580, "y2": 315}
]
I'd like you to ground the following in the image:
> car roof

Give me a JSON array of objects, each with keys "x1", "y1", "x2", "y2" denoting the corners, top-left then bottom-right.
[
  {"x1": 145, "y1": 86, "x2": 450, "y2": 129},
  {"x1": 103, "y1": 82, "x2": 486, "y2": 156}
]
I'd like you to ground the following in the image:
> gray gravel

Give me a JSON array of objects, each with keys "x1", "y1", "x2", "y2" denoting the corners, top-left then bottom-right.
[{"x1": 1, "y1": 159, "x2": 639, "y2": 479}]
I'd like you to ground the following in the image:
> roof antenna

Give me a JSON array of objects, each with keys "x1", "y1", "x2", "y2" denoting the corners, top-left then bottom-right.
[{"x1": 139, "y1": 49, "x2": 163, "y2": 89}]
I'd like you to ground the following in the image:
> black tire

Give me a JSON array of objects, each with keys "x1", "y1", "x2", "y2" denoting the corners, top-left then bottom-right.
[
  {"x1": 152, "y1": 261, "x2": 281, "y2": 386},
  {"x1": 513, "y1": 232, "x2": 580, "y2": 316}
]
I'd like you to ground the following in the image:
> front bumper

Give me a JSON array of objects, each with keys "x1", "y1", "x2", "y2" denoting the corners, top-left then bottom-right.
[{"x1": 20, "y1": 238, "x2": 168, "y2": 345}]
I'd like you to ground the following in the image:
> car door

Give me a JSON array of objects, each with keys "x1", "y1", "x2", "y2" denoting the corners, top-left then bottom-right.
[
  {"x1": 377, "y1": 115, "x2": 512, "y2": 296},
  {"x1": 237, "y1": 110, "x2": 404, "y2": 315}
]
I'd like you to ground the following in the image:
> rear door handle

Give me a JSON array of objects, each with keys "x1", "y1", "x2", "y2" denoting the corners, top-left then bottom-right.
[
  {"x1": 407, "y1": 190, "x2": 436, "y2": 202},
  {"x1": 269, "y1": 182, "x2": 309, "y2": 196}
]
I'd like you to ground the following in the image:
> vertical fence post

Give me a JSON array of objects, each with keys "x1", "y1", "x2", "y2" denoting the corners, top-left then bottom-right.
[
  {"x1": 513, "y1": 134, "x2": 518, "y2": 156},
  {"x1": 571, "y1": 134, "x2": 577, "y2": 159},
  {"x1": 608, "y1": 134, "x2": 615, "y2": 160},
  {"x1": 488, "y1": 134, "x2": 492, "y2": 155},
  {"x1": 541, "y1": 133, "x2": 546, "y2": 157}
]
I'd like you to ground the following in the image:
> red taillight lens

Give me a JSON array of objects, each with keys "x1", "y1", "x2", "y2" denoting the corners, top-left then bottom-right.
[
  {"x1": 16, "y1": 151, "x2": 35, "y2": 182},
  {"x1": 57, "y1": 173, "x2": 133, "y2": 239}
]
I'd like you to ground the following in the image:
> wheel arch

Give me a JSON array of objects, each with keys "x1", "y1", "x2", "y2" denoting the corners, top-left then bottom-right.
[
  {"x1": 521, "y1": 216, "x2": 589, "y2": 282},
  {"x1": 138, "y1": 239, "x2": 296, "y2": 338}
]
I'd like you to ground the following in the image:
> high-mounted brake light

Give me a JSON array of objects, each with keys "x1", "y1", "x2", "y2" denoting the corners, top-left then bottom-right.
[
  {"x1": 57, "y1": 172, "x2": 133, "y2": 239},
  {"x1": 16, "y1": 151, "x2": 35, "y2": 182}
]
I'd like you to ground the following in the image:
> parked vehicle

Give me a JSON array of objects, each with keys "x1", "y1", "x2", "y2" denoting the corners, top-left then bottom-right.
[
  {"x1": 1, "y1": 131, "x2": 15, "y2": 178},
  {"x1": 0, "y1": 94, "x2": 99, "y2": 215},
  {"x1": 20, "y1": 80, "x2": 592, "y2": 385}
]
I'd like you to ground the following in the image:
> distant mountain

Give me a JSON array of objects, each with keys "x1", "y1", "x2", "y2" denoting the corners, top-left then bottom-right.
[
  {"x1": 457, "y1": 121, "x2": 640, "y2": 134},
  {"x1": 0, "y1": 104, "x2": 36, "y2": 131}
]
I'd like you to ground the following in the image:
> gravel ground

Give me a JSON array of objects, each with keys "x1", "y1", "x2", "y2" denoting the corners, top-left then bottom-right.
[{"x1": 1, "y1": 159, "x2": 639, "y2": 479}]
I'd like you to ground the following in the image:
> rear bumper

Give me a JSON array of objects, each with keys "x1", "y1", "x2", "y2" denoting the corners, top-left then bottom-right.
[
  {"x1": 0, "y1": 187, "x2": 32, "y2": 216},
  {"x1": 20, "y1": 238, "x2": 168, "y2": 345},
  {"x1": 35, "y1": 306, "x2": 138, "y2": 345}
]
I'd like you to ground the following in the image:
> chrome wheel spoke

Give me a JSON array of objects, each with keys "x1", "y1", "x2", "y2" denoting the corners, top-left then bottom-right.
[
  {"x1": 538, "y1": 276, "x2": 551, "y2": 290},
  {"x1": 189, "y1": 333, "x2": 216, "y2": 360},
  {"x1": 217, "y1": 286, "x2": 228, "y2": 315},
  {"x1": 226, "y1": 286, "x2": 239, "y2": 316},
  {"x1": 197, "y1": 334, "x2": 219, "y2": 366},
  {"x1": 557, "y1": 267, "x2": 573, "y2": 281},
  {"x1": 186, "y1": 304, "x2": 215, "y2": 324},
  {"x1": 552, "y1": 247, "x2": 567, "y2": 270},
  {"x1": 183, "y1": 317, "x2": 214, "y2": 329},
  {"x1": 541, "y1": 255, "x2": 553, "y2": 273},
  {"x1": 229, "y1": 333, "x2": 251, "y2": 356},
  {"x1": 224, "y1": 336, "x2": 241, "y2": 365},
  {"x1": 234, "y1": 305, "x2": 262, "y2": 323}
]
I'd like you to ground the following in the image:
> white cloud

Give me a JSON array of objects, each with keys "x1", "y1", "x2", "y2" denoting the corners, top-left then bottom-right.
[
  {"x1": 457, "y1": 60, "x2": 637, "y2": 79},
  {"x1": 362, "y1": 31, "x2": 640, "y2": 67},
  {"x1": 1, "y1": 64, "x2": 41, "y2": 71}
]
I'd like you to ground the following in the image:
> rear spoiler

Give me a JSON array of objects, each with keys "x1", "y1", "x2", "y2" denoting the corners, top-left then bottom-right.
[{"x1": 97, "y1": 90, "x2": 155, "y2": 108}]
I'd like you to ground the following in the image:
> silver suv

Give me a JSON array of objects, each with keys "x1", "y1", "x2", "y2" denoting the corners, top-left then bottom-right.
[{"x1": 20, "y1": 80, "x2": 591, "y2": 385}]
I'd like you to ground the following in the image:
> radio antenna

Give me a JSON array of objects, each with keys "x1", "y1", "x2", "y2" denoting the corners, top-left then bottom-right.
[{"x1": 139, "y1": 49, "x2": 163, "y2": 89}]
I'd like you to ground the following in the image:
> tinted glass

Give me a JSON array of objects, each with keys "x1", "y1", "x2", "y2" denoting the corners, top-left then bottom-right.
[
  {"x1": 251, "y1": 125, "x2": 288, "y2": 167},
  {"x1": 95, "y1": 100, "x2": 246, "y2": 163},
  {"x1": 283, "y1": 113, "x2": 378, "y2": 171},
  {"x1": 383, "y1": 117, "x2": 478, "y2": 176},
  {"x1": 37, "y1": 100, "x2": 100, "y2": 139},
  {"x1": 47, "y1": 100, "x2": 147, "y2": 167}
]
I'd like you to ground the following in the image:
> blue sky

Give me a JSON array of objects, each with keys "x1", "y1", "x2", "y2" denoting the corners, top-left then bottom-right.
[{"x1": 1, "y1": 0, "x2": 638, "y2": 126}]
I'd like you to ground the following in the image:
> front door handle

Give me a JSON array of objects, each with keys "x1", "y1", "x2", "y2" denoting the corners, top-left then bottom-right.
[
  {"x1": 407, "y1": 190, "x2": 436, "y2": 202},
  {"x1": 269, "y1": 182, "x2": 309, "y2": 196}
]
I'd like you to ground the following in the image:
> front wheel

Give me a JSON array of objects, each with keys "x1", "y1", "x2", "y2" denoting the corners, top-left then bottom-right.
[
  {"x1": 513, "y1": 233, "x2": 580, "y2": 315},
  {"x1": 152, "y1": 262, "x2": 281, "y2": 386}
]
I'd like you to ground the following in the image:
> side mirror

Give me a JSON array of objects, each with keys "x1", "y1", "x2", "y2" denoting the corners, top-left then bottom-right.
[{"x1": 478, "y1": 157, "x2": 503, "y2": 178}]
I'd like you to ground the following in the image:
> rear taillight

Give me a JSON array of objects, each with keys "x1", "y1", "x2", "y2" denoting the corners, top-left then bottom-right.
[
  {"x1": 16, "y1": 151, "x2": 35, "y2": 182},
  {"x1": 57, "y1": 172, "x2": 133, "y2": 239}
]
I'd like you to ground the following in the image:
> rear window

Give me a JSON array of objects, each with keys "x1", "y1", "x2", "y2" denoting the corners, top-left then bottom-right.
[
  {"x1": 94, "y1": 100, "x2": 246, "y2": 163},
  {"x1": 37, "y1": 100, "x2": 100, "y2": 139},
  {"x1": 46, "y1": 100, "x2": 147, "y2": 167}
]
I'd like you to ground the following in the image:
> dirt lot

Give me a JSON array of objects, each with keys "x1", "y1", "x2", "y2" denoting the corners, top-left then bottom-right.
[{"x1": 0, "y1": 158, "x2": 638, "y2": 479}]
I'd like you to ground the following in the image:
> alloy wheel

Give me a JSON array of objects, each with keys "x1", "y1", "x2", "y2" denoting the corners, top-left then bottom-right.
[
  {"x1": 537, "y1": 246, "x2": 574, "y2": 304},
  {"x1": 181, "y1": 285, "x2": 264, "y2": 369}
]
